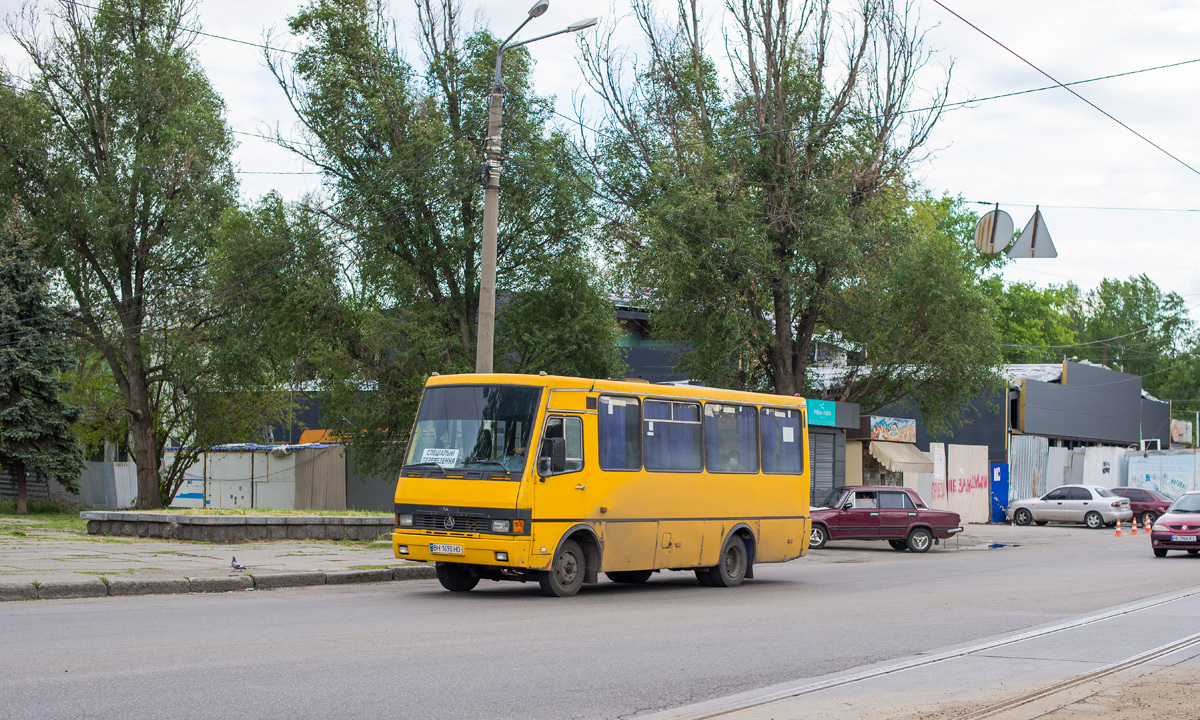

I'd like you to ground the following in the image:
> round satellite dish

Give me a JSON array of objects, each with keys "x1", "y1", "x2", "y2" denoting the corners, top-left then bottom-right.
[{"x1": 975, "y1": 209, "x2": 1014, "y2": 254}]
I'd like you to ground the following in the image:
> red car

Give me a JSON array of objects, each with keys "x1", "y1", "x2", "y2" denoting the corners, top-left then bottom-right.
[
  {"x1": 1150, "y1": 491, "x2": 1200, "y2": 558},
  {"x1": 809, "y1": 486, "x2": 963, "y2": 554},
  {"x1": 1110, "y1": 486, "x2": 1173, "y2": 525}
]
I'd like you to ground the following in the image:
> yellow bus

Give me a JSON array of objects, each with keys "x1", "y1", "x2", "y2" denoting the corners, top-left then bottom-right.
[{"x1": 392, "y1": 373, "x2": 811, "y2": 597}]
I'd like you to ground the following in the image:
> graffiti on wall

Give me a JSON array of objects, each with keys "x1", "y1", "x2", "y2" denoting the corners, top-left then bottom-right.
[
  {"x1": 870, "y1": 416, "x2": 916, "y2": 443},
  {"x1": 1127, "y1": 453, "x2": 1196, "y2": 499}
]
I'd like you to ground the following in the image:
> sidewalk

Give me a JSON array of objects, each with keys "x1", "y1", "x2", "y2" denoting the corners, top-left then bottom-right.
[{"x1": 0, "y1": 519, "x2": 432, "y2": 600}]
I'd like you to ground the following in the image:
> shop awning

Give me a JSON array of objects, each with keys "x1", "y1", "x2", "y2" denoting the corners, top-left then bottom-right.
[{"x1": 868, "y1": 441, "x2": 934, "y2": 474}]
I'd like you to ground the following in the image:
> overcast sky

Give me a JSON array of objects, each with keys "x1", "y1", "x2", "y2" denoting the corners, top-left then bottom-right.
[{"x1": 2, "y1": 0, "x2": 1198, "y2": 308}]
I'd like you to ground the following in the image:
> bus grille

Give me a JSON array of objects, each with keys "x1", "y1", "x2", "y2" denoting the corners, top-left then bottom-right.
[{"x1": 413, "y1": 513, "x2": 487, "y2": 533}]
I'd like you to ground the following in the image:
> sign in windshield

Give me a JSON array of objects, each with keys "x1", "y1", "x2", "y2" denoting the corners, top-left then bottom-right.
[{"x1": 406, "y1": 385, "x2": 542, "y2": 473}]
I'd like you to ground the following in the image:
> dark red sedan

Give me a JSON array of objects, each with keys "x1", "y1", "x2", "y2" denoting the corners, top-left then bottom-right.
[
  {"x1": 809, "y1": 486, "x2": 963, "y2": 554},
  {"x1": 1110, "y1": 486, "x2": 1173, "y2": 525}
]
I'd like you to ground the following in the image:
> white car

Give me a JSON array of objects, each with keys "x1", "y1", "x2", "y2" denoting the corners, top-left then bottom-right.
[{"x1": 1006, "y1": 484, "x2": 1133, "y2": 529}]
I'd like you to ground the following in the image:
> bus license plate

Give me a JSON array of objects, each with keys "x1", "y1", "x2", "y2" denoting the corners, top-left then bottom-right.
[
  {"x1": 1170, "y1": 535, "x2": 1197, "y2": 542},
  {"x1": 430, "y1": 543, "x2": 464, "y2": 555}
]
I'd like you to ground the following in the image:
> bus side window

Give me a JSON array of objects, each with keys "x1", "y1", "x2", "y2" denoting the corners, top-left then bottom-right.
[
  {"x1": 644, "y1": 399, "x2": 702, "y2": 472},
  {"x1": 761, "y1": 407, "x2": 804, "y2": 474},
  {"x1": 703, "y1": 403, "x2": 759, "y2": 474},
  {"x1": 599, "y1": 396, "x2": 641, "y2": 471}
]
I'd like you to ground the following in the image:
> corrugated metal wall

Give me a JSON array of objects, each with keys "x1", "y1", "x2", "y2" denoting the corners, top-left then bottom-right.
[
  {"x1": 1046, "y1": 447, "x2": 1071, "y2": 491},
  {"x1": 947, "y1": 444, "x2": 991, "y2": 523},
  {"x1": 254, "y1": 451, "x2": 296, "y2": 510},
  {"x1": 1009, "y1": 435, "x2": 1048, "y2": 501},
  {"x1": 295, "y1": 447, "x2": 346, "y2": 510},
  {"x1": 0, "y1": 468, "x2": 51, "y2": 504}
]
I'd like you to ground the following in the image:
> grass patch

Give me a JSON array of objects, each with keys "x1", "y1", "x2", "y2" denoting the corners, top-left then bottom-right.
[{"x1": 0, "y1": 501, "x2": 88, "y2": 536}]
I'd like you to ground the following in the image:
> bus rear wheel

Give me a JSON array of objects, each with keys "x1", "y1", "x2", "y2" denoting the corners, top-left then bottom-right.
[
  {"x1": 435, "y1": 562, "x2": 479, "y2": 592},
  {"x1": 606, "y1": 570, "x2": 653, "y2": 584},
  {"x1": 707, "y1": 535, "x2": 748, "y2": 588},
  {"x1": 539, "y1": 539, "x2": 585, "y2": 597}
]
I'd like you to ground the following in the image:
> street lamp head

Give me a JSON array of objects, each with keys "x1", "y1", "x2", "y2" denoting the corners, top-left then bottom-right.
[
  {"x1": 528, "y1": 1, "x2": 550, "y2": 18},
  {"x1": 567, "y1": 17, "x2": 599, "y2": 32}
]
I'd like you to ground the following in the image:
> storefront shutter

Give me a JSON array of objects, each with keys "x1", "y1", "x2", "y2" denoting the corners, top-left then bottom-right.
[{"x1": 810, "y1": 431, "x2": 835, "y2": 498}]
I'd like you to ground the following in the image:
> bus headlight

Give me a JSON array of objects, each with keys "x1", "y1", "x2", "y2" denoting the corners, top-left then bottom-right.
[
  {"x1": 398, "y1": 514, "x2": 413, "y2": 527},
  {"x1": 491, "y1": 519, "x2": 511, "y2": 533}
]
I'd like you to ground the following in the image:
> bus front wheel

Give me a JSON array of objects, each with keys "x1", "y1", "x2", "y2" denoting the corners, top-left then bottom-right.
[
  {"x1": 435, "y1": 562, "x2": 479, "y2": 592},
  {"x1": 539, "y1": 539, "x2": 585, "y2": 597},
  {"x1": 707, "y1": 535, "x2": 748, "y2": 588}
]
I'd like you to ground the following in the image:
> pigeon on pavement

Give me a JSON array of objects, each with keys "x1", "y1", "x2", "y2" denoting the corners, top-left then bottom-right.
[{"x1": 231, "y1": 557, "x2": 247, "y2": 571}]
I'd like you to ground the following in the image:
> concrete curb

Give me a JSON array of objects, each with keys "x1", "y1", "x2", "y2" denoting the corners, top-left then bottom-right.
[
  {"x1": 0, "y1": 583, "x2": 38, "y2": 601},
  {"x1": 252, "y1": 572, "x2": 326, "y2": 590},
  {"x1": 2, "y1": 564, "x2": 433, "y2": 602},
  {"x1": 37, "y1": 580, "x2": 108, "y2": 600}
]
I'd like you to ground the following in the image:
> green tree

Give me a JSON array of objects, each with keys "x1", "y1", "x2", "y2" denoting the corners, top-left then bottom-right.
[
  {"x1": 0, "y1": 0, "x2": 258, "y2": 507},
  {"x1": 495, "y1": 256, "x2": 624, "y2": 378},
  {"x1": 581, "y1": 1, "x2": 999, "y2": 423},
  {"x1": 1069, "y1": 275, "x2": 1194, "y2": 379},
  {"x1": 983, "y1": 280, "x2": 1079, "y2": 363},
  {"x1": 267, "y1": 0, "x2": 610, "y2": 474},
  {"x1": 0, "y1": 204, "x2": 83, "y2": 513},
  {"x1": 1068, "y1": 275, "x2": 1196, "y2": 415}
]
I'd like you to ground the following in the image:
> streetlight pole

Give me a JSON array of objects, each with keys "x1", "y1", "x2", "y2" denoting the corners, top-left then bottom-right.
[{"x1": 475, "y1": 4, "x2": 598, "y2": 373}]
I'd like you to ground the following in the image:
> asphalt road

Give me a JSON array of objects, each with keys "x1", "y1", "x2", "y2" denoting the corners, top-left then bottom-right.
[{"x1": 2, "y1": 525, "x2": 1196, "y2": 719}]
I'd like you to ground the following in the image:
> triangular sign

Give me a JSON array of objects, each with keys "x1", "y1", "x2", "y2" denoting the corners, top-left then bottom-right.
[{"x1": 1007, "y1": 207, "x2": 1057, "y2": 258}]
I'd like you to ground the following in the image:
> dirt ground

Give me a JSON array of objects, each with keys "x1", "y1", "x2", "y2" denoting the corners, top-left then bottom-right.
[{"x1": 881, "y1": 666, "x2": 1200, "y2": 720}]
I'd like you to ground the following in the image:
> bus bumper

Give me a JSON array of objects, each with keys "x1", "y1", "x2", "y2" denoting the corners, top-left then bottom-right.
[{"x1": 392, "y1": 530, "x2": 533, "y2": 568}]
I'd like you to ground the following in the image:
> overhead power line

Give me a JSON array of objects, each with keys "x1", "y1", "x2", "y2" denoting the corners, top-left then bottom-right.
[{"x1": 932, "y1": 0, "x2": 1200, "y2": 178}]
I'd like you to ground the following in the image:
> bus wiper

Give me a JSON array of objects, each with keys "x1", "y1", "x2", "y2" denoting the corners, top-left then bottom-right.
[
  {"x1": 403, "y1": 462, "x2": 446, "y2": 476},
  {"x1": 462, "y1": 460, "x2": 509, "y2": 471}
]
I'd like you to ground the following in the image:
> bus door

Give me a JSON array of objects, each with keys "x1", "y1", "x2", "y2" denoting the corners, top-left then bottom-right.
[{"x1": 531, "y1": 415, "x2": 588, "y2": 549}]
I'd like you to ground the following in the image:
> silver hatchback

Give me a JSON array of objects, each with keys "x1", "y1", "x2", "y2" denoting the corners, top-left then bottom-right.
[{"x1": 1007, "y1": 484, "x2": 1133, "y2": 529}]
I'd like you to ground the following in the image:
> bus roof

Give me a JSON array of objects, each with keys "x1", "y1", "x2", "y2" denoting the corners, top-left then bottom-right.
[{"x1": 424, "y1": 373, "x2": 807, "y2": 408}]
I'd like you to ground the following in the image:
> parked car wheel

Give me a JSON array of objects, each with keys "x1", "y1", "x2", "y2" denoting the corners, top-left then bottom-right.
[
  {"x1": 1085, "y1": 511, "x2": 1104, "y2": 529},
  {"x1": 606, "y1": 570, "x2": 653, "y2": 584},
  {"x1": 906, "y1": 527, "x2": 933, "y2": 553},
  {"x1": 809, "y1": 524, "x2": 829, "y2": 549},
  {"x1": 435, "y1": 562, "x2": 480, "y2": 592},
  {"x1": 1142, "y1": 511, "x2": 1157, "y2": 525},
  {"x1": 1013, "y1": 508, "x2": 1033, "y2": 526},
  {"x1": 888, "y1": 540, "x2": 908, "y2": 551},
  {"x1": 1154, "y1": 548, "x2": 1168, "y2": 558}
]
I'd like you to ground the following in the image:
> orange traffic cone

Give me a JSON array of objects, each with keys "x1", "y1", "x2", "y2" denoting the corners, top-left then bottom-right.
[
  {"x1": 1131, "y1": 518, "x2": 1138, "y2": 535},
  {"x1": 1145, "y1": 516, "x2": 1152, "y2": 532},
  {"x1": 1114, "y1": 519, "x2": 1123, "y2": 537}
]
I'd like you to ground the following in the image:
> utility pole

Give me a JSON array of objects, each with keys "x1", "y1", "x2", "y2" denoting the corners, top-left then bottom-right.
[{"x1": 474, "y1": 3, "x2": 598, "y2": 373}]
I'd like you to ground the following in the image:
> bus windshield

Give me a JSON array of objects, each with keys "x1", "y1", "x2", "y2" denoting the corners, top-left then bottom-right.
[{"x1": 405, "y1": 385, "x2": 542, "y2": 474}]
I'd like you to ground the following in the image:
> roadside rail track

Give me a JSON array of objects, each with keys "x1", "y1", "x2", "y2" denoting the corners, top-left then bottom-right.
[
  {"x1": 960, "y1": 630, "x2": 1200, "y2": 720},
  {"x1": 645, "y1": 588, "x2": 1200, "y2": 720}
]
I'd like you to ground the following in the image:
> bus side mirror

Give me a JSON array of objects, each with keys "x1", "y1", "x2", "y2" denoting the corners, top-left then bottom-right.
[{"x1": 539, "y1": 437, "x2": 566, "y2": 476}]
